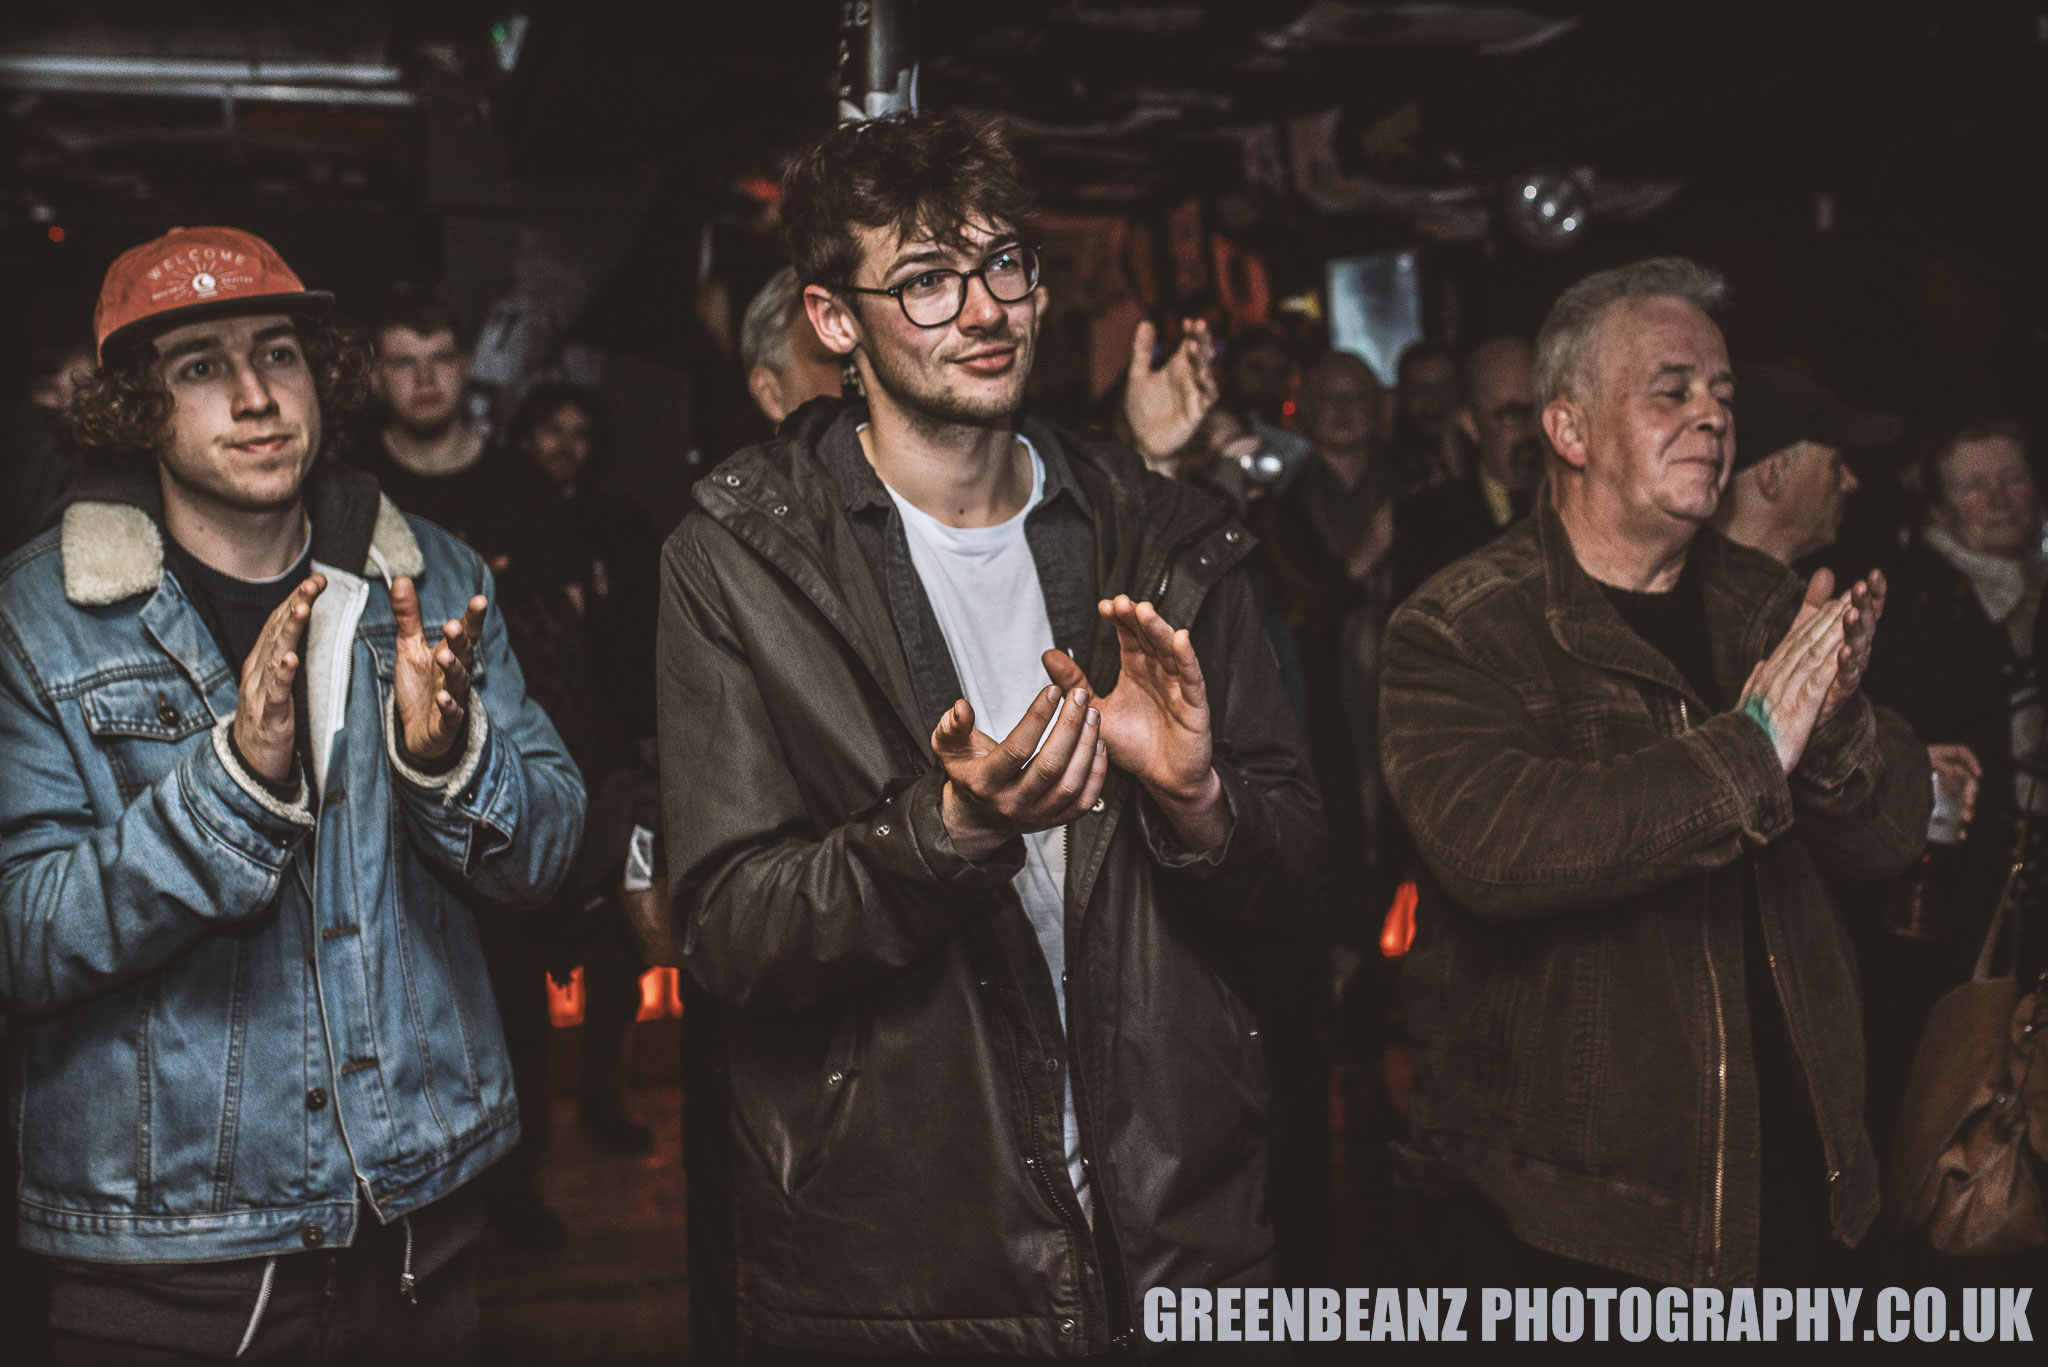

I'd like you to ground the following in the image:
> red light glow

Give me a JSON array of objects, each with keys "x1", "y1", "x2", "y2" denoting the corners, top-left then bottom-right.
[{"x1": 47, "y1": 226, "x2": 65, "y2": 243}]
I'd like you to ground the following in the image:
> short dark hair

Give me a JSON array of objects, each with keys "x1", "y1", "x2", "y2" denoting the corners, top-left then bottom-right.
[
  {"x1": 65, "y1": 315, "x2": 370, "y2": 474},
  {"x1": 1909, "y1": 417, "x2": 2030, "y2": 518},
  {"x1": 508, "y1": 380, "x2": 607, "y2": 480},
  {"x1": 780, "y1": 113, "x2": 1032, "y2": 290},
  {"x1": 1396, "y1": 339, "x2": 1458, "y2": 383},
  {"x1": 369, "y1": 282, "x2": 465, "y2": 350}
]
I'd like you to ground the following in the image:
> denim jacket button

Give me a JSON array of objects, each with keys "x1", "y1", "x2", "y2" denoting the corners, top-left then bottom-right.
[
  {"x1": 155, "y1": 694, "x2": 179, "y2": 726},
  {"x1": 305, "y1": 1087, "x2": 327, "y2": 1111},
  {"x1": 302, "y1": 1224, "x2": 324, "y2": 1247}
]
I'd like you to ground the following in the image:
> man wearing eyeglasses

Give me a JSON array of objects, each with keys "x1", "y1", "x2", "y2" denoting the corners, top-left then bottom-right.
[
  {"x1": 656, "y1": 113, "x2": 1321, "y2": 1360},
  {"x1": 1391, "y1": 335, "x2": 1545, "y2": 604}
]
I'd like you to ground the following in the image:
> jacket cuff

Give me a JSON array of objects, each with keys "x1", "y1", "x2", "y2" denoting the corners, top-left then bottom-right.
[
  {"x1": 1794, "y1": 693, "x2": 1880, "y2": 796},
  {"x1": 1695, "y1": 711, "x2": 1795, "y2": 844},
  {"x1": 210, "y1": 718, "x2": 315, "y2": 829},
  {"x1": 386, "y1": 692, "x2": 491, "y2": 802},
  {"x1": 1137, "y1": 766, "x2": 1247, "y2": 875},
  {"x1": 899, "y1": 767, "x2": 1026, "y2": 890}
]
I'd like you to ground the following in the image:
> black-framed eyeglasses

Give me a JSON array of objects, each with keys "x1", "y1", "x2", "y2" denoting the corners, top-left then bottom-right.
[{"x1": 835, "y1": 244, "x2": 1041, "y2": 328}]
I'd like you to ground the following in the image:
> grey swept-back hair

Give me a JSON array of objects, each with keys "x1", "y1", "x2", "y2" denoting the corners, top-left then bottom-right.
[
  {"x1": 740, "y1": 265, "x2": 806, "y2": 377},
  {"x1": 1533, "y1": 257, "x2": 1727, "y2": 406}
]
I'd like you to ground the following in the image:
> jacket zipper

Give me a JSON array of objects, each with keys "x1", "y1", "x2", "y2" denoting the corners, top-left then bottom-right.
[
  {"x1": 1674, "y1": 694, "x2": 1725, "y2": 1272},
  {"x1": 996, "y1": 915, "x2": 1097, "y2": 1348},
  {"x1": 1764, "y1": 943, "x2": 1840, "y2": 1194},
  {"x1": 295, "y1": 826, "x2": 379, "y2": 1233}
]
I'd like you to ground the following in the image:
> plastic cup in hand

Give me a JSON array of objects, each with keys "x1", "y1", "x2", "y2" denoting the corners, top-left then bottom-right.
[{"x1": 1927, "y1": 766, "x2": 1967, "y2": 845}]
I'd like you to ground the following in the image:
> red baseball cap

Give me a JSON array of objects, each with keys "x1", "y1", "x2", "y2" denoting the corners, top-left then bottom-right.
[{"x1": 94, "y1": 226, "x2": 334, "y2": 362}]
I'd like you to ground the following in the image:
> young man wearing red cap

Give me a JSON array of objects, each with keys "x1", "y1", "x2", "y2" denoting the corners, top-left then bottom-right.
[
  {"x1": 0, "y1": 227, "x2": 586, "y2": 1361},
  {"x1": 657, "y1": 114, "x2": 1321, "y2": 1359}
]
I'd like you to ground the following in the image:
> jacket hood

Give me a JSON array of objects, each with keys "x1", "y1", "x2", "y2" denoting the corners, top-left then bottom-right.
[{"x1": 56, "y1": 459, "x2": 425, "y2": 608}]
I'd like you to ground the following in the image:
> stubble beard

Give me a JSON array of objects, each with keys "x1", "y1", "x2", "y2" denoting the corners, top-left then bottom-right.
[
  {"x1": 160, "y1": 438, "x2": 314, "y2": 516},
  {"x1": 862, "y1": 328, "x2": 1035, "y2": 437}
]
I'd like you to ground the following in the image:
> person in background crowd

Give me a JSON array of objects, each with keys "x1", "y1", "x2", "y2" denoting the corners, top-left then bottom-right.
[
  {"x1": 1262, "y1": 351, "x2": 1396, "y2": 911},
  {"x1": 499, "y1": 382, "x2": 662, "y2": 1155},
  {"x1": 353, "y1": 286, "x2": 561, "y2": 1252},
  {"x1": 1218, "y1": 325, "x2": 1312, "y2": 490},
  {"x1": 352, "y1": 284, "x2": 515, "y2": 554},
  {"x1": 658, "y1": 112, "x2": 1320, "y2": 1360},
  {"x1": 1380, "y1": 257, "x2": 1929, "y2": 1289},
  {"x1": 1859, "y1": 419, "x2": 2044, "y2": 1179},
  {"x1": 1710, "y1": 363, "x2": 1893, "y2": 569},
  {"x1": 741, "y1": 265, "x2": 846, "y2": 427},
  {"x1": 0, "y1": 227, "x2": 584, "y2": 1361},
  {"x1": 1392, "y1": 335, "x2": 1542, "y2": 602},
  {"x1": 1250, "y1": 349, "x2": 1402, "y2": 1283},
  {"x1": 26, "y1": 334, "x2": 96, "y2": 413},
  {"x1": 0, "y1": 331, "x2": 94, "y2": 557},
  {"x1": 1388, "y1": 339, "x2": 1464, "y2": 491}
]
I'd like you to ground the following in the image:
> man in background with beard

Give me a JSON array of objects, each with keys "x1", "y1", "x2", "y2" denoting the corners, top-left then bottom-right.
[{"x1": 1393, "y1": 334, "x2": 1544, "y2": 603}]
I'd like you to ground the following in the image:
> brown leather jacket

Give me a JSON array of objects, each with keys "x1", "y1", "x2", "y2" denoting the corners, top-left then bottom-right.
[
  {"x1": 656, "y1": 401, "x2": 1322, "y2": 1355},
  {"x1": 1380, "y1": 497, "x2": 1930, "y2": 1286}
]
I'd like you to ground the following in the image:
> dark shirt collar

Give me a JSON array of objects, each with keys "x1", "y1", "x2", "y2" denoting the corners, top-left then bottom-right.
[{"x1": 817, "y1": 402, "x2": 1093, "y2": 520}]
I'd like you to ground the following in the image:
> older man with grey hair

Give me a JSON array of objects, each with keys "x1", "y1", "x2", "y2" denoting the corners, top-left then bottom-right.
[
  {"x1": 1380, "y1": 257, "x2": 1930, "y2": 1288},
  {"x1": 742, "y1": 265, "x2": 847, "y2": 426}
]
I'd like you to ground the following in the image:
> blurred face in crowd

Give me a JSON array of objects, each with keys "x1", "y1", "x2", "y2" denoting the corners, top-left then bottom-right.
[
  {"x1": 748, "y1": 307, "x2": 844, "y2": 426},
  {"x1": 1933, "y1": 434, "x2": 2036, "y2": 558},
  {"x1": 1457, "y1": 338, "x2": 1544, "y2": 492},
  {"x1": 30, "y1": 346, "x2": 96, "y2": 411},
  {"x1": 805, "y1": 217, "x2": 1040, "y2": 429},
  {"x1": 1225, "y1": 338, "x2": 1293, "y2": 422},
  {"x1": 526, "y1": 401, "x2": 594, "y2": 492},
  {"x1": 1299, "y1": 354, "x2": 1381, "y2": 460},
  {"x1": 1772, "y1": 440, "x2": 1860, "y2": 552},
  {"x1": 1399, "y1": 353, "x2": 1461, "y2": 441},
  {"x1": 373, "y1": 325, "x2": 467, "y2": 436},
  {"x1": 1544, "y1": 295, "x2": 1734, "y2": 539},
  {"x1": 154, "y1": 312, "x2": 320, "y2": 514}
]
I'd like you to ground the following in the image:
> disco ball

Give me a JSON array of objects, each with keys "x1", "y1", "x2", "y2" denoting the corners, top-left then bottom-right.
[{"x1": 1504, "y1": 172, "x2": 1592, "y2": 251}]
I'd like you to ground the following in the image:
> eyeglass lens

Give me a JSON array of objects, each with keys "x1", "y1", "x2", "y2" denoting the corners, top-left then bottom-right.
[{"x1": 900, "y1": 247, "x2": 1039, "y2": 326}]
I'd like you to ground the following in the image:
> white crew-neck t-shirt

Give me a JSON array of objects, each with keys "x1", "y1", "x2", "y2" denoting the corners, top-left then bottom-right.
[{"x1": 879, "y1": 436, "x2": 1088, "y2": 1214}]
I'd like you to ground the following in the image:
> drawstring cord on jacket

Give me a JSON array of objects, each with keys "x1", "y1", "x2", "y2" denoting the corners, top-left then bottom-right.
[{"x1": 234, "y1": 1256, "x2": 278, "y2": 1359}]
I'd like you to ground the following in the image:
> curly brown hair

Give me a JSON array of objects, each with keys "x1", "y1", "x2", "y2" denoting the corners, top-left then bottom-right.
[
  {"x1": 780, "y1": 112, "x2": 1033, "y2": 290},
  {"x1": 65, "y1": 315, "x2": 372, "y2": 473}
]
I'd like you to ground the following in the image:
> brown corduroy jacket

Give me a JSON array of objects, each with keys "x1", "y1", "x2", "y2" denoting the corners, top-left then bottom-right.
[{"x1": 1380, "y1": 495, "x2": 1931, "y2": 1286}]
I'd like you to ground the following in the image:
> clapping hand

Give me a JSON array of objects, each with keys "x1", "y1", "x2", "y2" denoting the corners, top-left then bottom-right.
[
  {"x1": 231, "y1": 575, "x2": 328, "y2": 784},
  {"x1": 1043, "y1": 596, "x2": 1228, "y2": 848},
  {"x1": 391, "y1": 578, "x2": 487, "y2": 762},
  {"x1": 932, "y1": 685, "x2": 1108, "y2": 862}
]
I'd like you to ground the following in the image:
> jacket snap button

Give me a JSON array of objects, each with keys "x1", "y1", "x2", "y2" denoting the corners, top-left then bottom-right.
[
  {"x1": 1224, "y1": 528, "x2": 1242, "y2": 544},
  {"x1": 1090, "y1": 798, "x2": 1105, "y2": 813},
  {"x1": 1058, "y1": 1318, "x2": 1075, "y2": 1335},
  {"x1": 826, "y1": 1070, "x2": 844, "y2": 1087},
  {"x1": 773, "y1": 504, "x2": 788, "y2": 516},
  {"x1": 724, "y1": 473, "x2": 740, "y2": 486},
  {"x1": 302, "y1": 1224, "x2": 324, "y2": 1247},
  {"x1": 876, "y1": 823, "x2": 891, "y2": 836},
  {"x1": 1046, "y1": 1057, "x2": 1060, "y2": 1073},
  {"x1": 306, "y1": 1087, "x2": 327, "y2": 1110},
  {"x1": 1248, "y1": 1028, "x2": 1260, "y2": 1039},
  {"x1": 1197, "y1": 554, "x2": 1210, "y2": 567},
  {"x1": 156, "y1": 694, "x2": 179, "y2": 726}
]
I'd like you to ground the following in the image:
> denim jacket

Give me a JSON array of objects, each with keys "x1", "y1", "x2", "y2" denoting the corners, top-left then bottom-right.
[{"x1": 0, "y1": 463, "x2": 585, "y2": 1264}]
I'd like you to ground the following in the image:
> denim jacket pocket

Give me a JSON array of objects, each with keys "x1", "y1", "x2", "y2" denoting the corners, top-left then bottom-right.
[{"x1": 78, "y1": 672, "x2": 217, "y2": 801}]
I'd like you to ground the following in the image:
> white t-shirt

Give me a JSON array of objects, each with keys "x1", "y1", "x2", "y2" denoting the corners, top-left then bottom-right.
[{"x1": 881, "y1": 436, "x2": 1089, "y2": 1213}]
